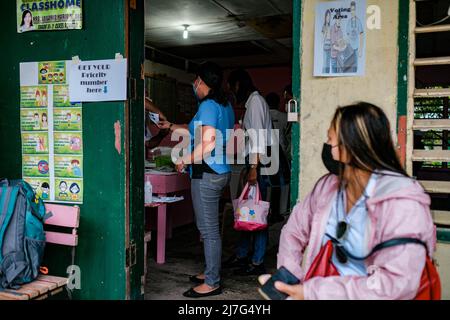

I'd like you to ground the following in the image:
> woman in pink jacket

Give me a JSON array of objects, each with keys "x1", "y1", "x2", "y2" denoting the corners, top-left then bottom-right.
[{"x1": 266, "y1": 102, "x2": 436, "y2": 300}]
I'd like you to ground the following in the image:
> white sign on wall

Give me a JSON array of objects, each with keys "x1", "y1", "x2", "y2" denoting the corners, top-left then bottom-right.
[
  {"x1": 69, "y1": 58, "x2": 127, "y2": 102},
  {"x1": 314, "y1": 0, "x2": 367, "y2": 77}
]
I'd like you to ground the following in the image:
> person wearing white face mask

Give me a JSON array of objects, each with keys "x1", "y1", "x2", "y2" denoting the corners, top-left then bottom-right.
[{"x1": 159, "y1": 62, "x2": 235, "y2": 298}]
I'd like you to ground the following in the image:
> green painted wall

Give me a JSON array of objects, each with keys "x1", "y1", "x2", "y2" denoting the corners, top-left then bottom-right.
[{"x1": 0, "y1": 0, "x2": 129, "y2": 299}]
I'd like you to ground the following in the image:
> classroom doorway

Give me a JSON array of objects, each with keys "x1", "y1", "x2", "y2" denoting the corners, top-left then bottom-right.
[{"x1": 142, "y1": 0, "x2": 296, "y2": 299}]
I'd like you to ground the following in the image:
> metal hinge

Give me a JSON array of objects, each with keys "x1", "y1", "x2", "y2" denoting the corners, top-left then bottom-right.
[
  {"x1": 126, "y1": 241, "x2": 137, "y2": 268},
  {"x1": 128, "y1": 77, "x2": 137, "y2": 101}
]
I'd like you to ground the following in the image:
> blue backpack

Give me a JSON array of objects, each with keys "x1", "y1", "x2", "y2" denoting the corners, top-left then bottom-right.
[{"x1": 0, "y1": 179, "x2": 46, "y2": 289}]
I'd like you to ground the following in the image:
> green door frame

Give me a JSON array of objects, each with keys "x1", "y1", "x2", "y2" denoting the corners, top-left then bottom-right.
[
  {"x1": 290, "y1": 0, "x2": 303, "y2": 208},
  {"x1": 396, "y1": 0, "x2": 410, "y2": 168},
  {"x1": 0, "y1": 0, "x2": 142, "y2": 299},
  {"x1": 126, "y1": 0, "x2": 145, "y2": 300}
]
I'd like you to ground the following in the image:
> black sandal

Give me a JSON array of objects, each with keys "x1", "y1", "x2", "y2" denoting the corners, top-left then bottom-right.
[
  {"x1": 182, "y1": 286, "x2": 223, "y2": 298},
  {"x1": 189, "y1": 275, "x2": 205, "y2": 284}
]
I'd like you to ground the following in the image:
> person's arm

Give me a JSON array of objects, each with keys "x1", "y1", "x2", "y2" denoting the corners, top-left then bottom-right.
[
  {"x1": 175, "y1": 102, "x2": 219, "y2": 172},
  {"x1": 145, "y1": 97, "x2": 167, "y2": 121},
  {"x1": 145, "y1": 129, "x2": 170, "y2": 150},
  {"x1": 176, "y1": 126, "x2": 216, "y2": 172},
  {"x1": 159, "y1": 121, "x2": 188, "y2": 131},
  {"x1": 243, "y1": 96, "x2": 267, "y2": 184}
]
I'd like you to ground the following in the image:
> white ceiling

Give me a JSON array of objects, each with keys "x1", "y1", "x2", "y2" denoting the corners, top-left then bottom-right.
[
  {"x1": 144, "y1": 0, "x2": 293, "y2": 68},
  {"x1": 145, "y1": 0, "x2": 292, "y2": 47}
]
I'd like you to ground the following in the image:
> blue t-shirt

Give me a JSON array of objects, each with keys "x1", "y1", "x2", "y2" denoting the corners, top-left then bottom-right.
[
  {"x1": 188, "y1": 99, "x2": 235, "y2": 175},
  {"x1": 322, "y1": 173, "x2": 378, "y2": 276}
]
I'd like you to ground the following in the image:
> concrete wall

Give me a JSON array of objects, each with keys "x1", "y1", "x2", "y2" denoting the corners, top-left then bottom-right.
[{"x1": 298, "y1": 0, "x2": 400, "y2": 199}]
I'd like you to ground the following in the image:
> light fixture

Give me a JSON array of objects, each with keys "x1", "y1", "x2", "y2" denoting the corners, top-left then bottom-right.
[{"x1": 182, "y1": 25, "x2": 189, "y2": 39}]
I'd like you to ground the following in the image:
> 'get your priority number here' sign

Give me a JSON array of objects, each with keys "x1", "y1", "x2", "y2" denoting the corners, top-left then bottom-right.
[{"x1": 69, "y1": 58, "x2": 127, "y2": 102}]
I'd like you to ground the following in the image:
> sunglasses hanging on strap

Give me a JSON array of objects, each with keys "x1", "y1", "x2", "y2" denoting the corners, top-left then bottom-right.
[
  {"x1": 303, "y1": 234, "x2": 442, "y2": 300},
  {"x1": 325, "y1": 233, "x2": 430, "y2": 264}
]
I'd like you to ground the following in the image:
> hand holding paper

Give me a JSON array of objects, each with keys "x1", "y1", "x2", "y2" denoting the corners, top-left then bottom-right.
[{"x1": 149, "y1": 112, "x2": 160, "y2": 125}]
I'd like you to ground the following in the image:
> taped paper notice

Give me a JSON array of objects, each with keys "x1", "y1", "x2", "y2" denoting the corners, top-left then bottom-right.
[{"x1": 149, "y1": 112, "x2": 159, "y2": 125}]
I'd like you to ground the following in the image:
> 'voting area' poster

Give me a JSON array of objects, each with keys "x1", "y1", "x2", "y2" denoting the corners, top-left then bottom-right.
[
  {"x1": 20, "y1": 60, "x2": 83, "y2": 204},
  {"x1": 314, "y1": 0, "x2": 366, "y2": 77}
]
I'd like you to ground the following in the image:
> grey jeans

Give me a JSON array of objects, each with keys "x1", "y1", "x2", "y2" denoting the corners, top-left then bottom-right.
[{"x1": 191, "y1": 172, "x2": 231, "y2": 287}]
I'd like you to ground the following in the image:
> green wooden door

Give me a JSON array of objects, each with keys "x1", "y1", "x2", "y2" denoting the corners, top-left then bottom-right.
[
  {"x1": 0, "y1": 0, "x2": 143, "y2": 299},
  {"x1": 126, "y1": 0, "x2": 145, "y2": 300}
]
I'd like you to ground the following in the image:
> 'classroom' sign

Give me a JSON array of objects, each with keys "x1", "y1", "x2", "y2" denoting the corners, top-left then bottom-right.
[
  {"x1": 69, "y1": 58, "x2": 128, "y2": 102},
  {"x1": 17, "y1": 0, "x2": 83, "y2": 33}
]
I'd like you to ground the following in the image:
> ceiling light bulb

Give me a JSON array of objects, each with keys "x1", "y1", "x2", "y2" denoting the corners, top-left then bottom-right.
[{"x1": 183, "y1": 25, "x2": 189, "y2": 39}]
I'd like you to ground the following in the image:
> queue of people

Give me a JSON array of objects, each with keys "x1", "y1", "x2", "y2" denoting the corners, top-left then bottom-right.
[{"x1": 145, "y1": 61, "x2": 437, "y2": 300}]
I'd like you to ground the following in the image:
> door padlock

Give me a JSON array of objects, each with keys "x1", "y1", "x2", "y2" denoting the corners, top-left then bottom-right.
[{"x1": 287, "y1": 99, "x2": 299, "y2": 122}]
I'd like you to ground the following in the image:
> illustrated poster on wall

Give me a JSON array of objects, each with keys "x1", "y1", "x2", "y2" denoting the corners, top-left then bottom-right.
[
  {"x1": 17, "y1": 0, "x2": 83, "y2": 33},
  {"x1": 20, "y1": 60, "x2": 83, "y2": 204},
  {"x1": 314, "y1": 0, "x2": 366, "y2": 77}
]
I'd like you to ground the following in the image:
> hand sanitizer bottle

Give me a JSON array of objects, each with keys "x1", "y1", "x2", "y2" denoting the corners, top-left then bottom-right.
[{"x1": 145, "y1": 180, "x2": 152, "y2": 204}]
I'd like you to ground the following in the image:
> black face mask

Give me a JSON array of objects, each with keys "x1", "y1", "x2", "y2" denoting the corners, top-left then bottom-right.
[{"x1": 321, "y1": 143, "x2": 341, "y2": 175}]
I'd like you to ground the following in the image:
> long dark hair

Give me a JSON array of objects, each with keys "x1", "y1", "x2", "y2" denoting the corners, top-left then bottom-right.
[
  {"x1": 227, "y1": 68, "x2": 257, "y2": 104},
  {"x1": 331, "y1": 102, "x2": 408, "y2": 177},
  {"x1": 196, "y1": 61, "x2": 228, "y2": 106},
  {"x1": 21, "y1": 10, "x2": 33, "y2": 27}
]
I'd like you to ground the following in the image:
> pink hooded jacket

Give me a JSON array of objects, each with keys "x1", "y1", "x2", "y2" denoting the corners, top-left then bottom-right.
[{"x1": 277, "y1": 172, "x2": 436, "y2": 300}]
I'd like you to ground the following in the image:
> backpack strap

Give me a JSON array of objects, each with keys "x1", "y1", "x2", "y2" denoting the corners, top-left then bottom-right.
[
  {"x1": 0, "y1": 186, "x2": 20, "y2": 262},
  {"x1": 325, "y1": 233, "x2": 429, "y2": 261},
  {"x1": 0, "y1": 253, "x2": 27, "y2": 289}
]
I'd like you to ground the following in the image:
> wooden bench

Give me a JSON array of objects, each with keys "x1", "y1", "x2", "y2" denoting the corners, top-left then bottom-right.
[{"x1": 0, "y1": 204, "x2": 79, "y2": 300}]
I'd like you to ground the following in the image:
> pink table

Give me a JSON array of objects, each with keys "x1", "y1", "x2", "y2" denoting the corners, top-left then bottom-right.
[{"x1": 145, "y1": 172, "x2": 191, "y2": 264}]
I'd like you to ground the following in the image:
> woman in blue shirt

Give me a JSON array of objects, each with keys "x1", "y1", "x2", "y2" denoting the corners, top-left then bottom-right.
[{"x1": 159, "y1": 62, "x2": 235, "y2": 298}]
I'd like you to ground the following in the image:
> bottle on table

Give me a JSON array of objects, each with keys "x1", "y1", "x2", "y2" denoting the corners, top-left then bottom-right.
[{"x1": 145, "y1": 180, "x2": 153, "y2": 204}]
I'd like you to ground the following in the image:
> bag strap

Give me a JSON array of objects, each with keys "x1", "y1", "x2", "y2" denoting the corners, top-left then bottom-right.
[
  {"x1": 0, "y1": 186, "x2": 20, "y2": 263},
  {"x1": 238, "y1": 183, "x2": 251, "y2": 201},
  {"x1": 325, "y1": 233, "x2": 429, "y2": 261},
  {"x1": 252, "y1": 183, "x2": 261, "y2": 203}
]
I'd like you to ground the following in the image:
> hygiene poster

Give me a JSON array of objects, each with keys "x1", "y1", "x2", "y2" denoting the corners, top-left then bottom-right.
[
  {"x1": 20, "y1": 60, "x2": 83, "y2": 204},
  {"x1": 17, "y1": 0, "x2": 83, "y2": 33},
  {"x1": 314, "y1": 0, "x2": 366, "y2": 77}
]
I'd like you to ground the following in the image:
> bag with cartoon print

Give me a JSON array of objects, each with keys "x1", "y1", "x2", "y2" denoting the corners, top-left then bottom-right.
[{"x1": 232, "y1": 183, "x2": 270, "y2": 231}]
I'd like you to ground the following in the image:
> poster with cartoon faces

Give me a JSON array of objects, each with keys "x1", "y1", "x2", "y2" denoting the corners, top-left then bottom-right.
[
  {"x1": 21, "y1": 132, "x2": 49, "y2": 154},
  {"x1": 20, "y1": 86, "x2": 48, "y2": 108},
  {"x1": 22, "y1": 155, "x2": 50, "y2": 177},
  {"x1": 55, "y1": 178, "x2": 83, "y2": 202},
  {"x1": 20, "y1": 60, "x2": 83, "y2": 203},
  {"x1": 54, "y1": 156, "x2": 83, "y2": 178},
  {"x1": 54, "y1": 132, "x2": 83, "y2": 154},
  {"x1": 21, "y1": 109, "x2": 49, "y2": 131},
  {"x1": 23, "y1": 177, "x2": 51, "y2": 200},
  {"x1": 53, "y1": 85, "x2": 81, "y2": 107},
  {"x1": 38, "y1": 61, "x2": 66, "y2": 85},
  {"x1": 54, "y1": 107, "x2": 82, "y2": 131}
]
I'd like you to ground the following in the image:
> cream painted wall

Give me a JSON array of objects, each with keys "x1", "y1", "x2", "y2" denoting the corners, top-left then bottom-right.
[{"x1": 298, "y1": 0, "x2": 400, "y2": 200}]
